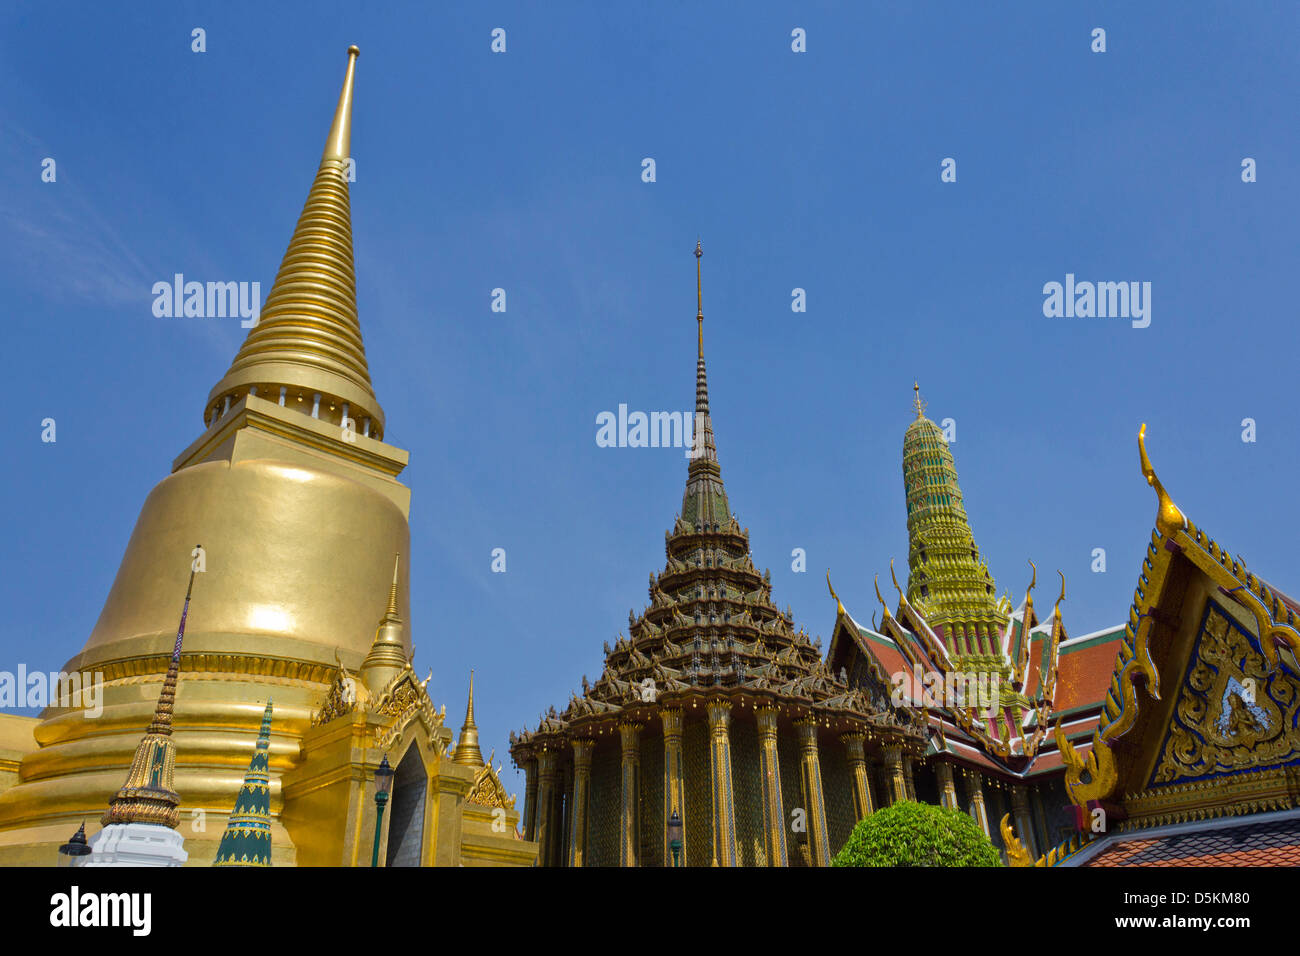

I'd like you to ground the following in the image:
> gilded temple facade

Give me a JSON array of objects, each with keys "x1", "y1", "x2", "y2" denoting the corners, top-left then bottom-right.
[
  {"x1": 1004, "y1": 428, "x2": 1300, "y2": 866},
  {"x1": 509, "y1": 247, "x2": 928, "y2": 867},
  {"x1": 0, "y1": 47, "x2": 533, "y2": 868}
]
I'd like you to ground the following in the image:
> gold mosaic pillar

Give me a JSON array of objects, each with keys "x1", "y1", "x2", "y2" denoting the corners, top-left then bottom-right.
[
  {"x1": 522, "y1": 756, "x2": 538, "y2": 841},
  {"x1": 964, "y1": 769, "x2": 990, "y2": 837},
  {"x1": 883, "y1": 745, "x2": 908, "y2": 804},
  {"x1": 902, "y1": 755, "x2": 917, "y2": 801},
  {"x1": 794, "y1": 717, "x2": 831, "y2": 867},
  {"x1": 568, "y1": 738, "x2": 594, "y2": 867},
  {"x1": 1010, "y1": 784, "x2": 1036, "y2": 858},
  {"x1": 706, "y1": 701, "x2": 738, "y2": 867},
  {"x1": 935, "y1": 761, "x2": 958, "y2": 810},
  {"x1": 661, "y1": 708, "x2": 686, "y2": 867},
  {"x1": 619, "y1": 721, "x2": 642, "y2": 867},
  {"x1": 535, "y1": 748, "x2": 561, "y2": 867},
  {"x1": 756, "y1": 706, "x2": 789, "y2": 866},
  {"x1": 841, "y1": 733, "x2": 874, "y2": 820}
]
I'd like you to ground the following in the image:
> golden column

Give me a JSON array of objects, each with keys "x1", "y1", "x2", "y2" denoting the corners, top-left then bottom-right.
[
  {"x1": 935, "y1": 761, "x2": 958, "y2": 810},
  {"x1": 535, "y1": 748, "x2": 561, "y2": 867},
  {"x1": 755, "y1": 707, "x2": 789, "y2": 866},
  {"x1": 522, "y1": 756, "x2": 538, "y2": 841},
  {"x1": 568, "y1": 739, "x2": 594, "y2": 867},
  {"x1": 841, "y1": 733, "x2": 874, "y2": 821},
  {"x1": 1010, "y1": 784, "x2": 1036, "y2": 858},
  {"x1": 964, "y1": 769, "x2": 991, "y2": 837},
  {"x1": 661, "y1": 708, "x2": 686, "y2": 867},
  {"x1": 883, "y1": 744, "x2": 908, "y2": 804},
  {"x1": 794, "y1": 717, "x2": 832, "y2": 866},
  {"x1": 618, "y1": 722, "x2": 642, "y2": 867},
  {"x1": 706, "y1": 701, "x2": 738, "y2": 867},
  {"x1": 902, "y1": 755, "x2": 917, "y2": 801}
]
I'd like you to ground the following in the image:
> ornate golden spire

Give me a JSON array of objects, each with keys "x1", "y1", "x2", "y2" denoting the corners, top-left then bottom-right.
[
  {"x1": 359, "y1": 553, "x2": 407, "y2": 696},
  {"x1": 451, "y1": 670, "x2": 485, "y2": 767},
  {"x1": 912, "y1": 381, "x2": 926, "y2": 419},
  {"x1": 206, "y1": 45, "x2": 387, "y2": 439},
  {"x1": 101, "y1": 550, "x2": 200, "y2": 829}
]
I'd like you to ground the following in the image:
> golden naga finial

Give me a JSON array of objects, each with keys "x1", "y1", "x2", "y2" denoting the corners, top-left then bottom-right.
[
  {"x1": 1024, "y1": 560, "x2": 1037, "y2": 609},
  {"x1": 1000, "y1": 814, "x2": 1037, "y2": 867},
  {"x1": 1054, "y1": 570, "x2": 1066, "y2": 618},
  {"x1": 1138, "y1": 424, "x2": 1186, "y2": 537},
  {"x1": 889, "y1": 557, "x2": 905, "y2": 597},
  {"x1": 912, "y1": 381, "x2": 927, "y2": 419},
  {"x1": 874, "y1": 574, "x2": 892, "y2": 621},
  {"x1": 826, "y1": 570, "x2": 845, "y2": 617}
]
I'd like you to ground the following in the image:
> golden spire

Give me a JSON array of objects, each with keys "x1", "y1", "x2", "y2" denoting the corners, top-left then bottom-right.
[
  {"x1": 384, "y1": 551, "x2": 401, "y2": 622},
  {"x1": 912, "y1": 381, "x2": 926, "y2": 419},
  {"x1": 359, "y1": 553, "x2": 407, "y2": 696},
  {"x1": 1138, "y1": 424, "x2": 1187, "y2": 537},
  {"x1": 206, "y1": 45, "x2": 387, "y2": 439},
  {"x1": 451, "y1": 670, "x2": 485, "y2": 767},
  {"x1": 323, "y1": 46, "x2": 360, "y2": 161},
  {"x1": 102, "y1": 549, "x2": 200, "y2": 829}
]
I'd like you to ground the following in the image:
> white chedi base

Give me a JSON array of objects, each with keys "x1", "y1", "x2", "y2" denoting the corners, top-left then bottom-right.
[{"x1": 83, "y1": 823, "x2": 188, "y2": 867}]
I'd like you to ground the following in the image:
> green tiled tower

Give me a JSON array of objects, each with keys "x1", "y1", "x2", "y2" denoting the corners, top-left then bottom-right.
[
  {"x1": 213, "y1": 699, "x2": 274, "y2": 867},
  {"x1": 902, "y1": 385, "x2": 1009, "y2": 669}
]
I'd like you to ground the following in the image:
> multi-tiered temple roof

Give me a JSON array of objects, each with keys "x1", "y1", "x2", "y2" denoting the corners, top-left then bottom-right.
[{"x1": 513, "y1": 246, "x2": 923, "y2": 744}]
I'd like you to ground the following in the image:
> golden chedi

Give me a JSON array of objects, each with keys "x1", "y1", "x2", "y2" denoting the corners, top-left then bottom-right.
[{"x1": 0, "y1": 47, "x2": 534, "y2": 867}]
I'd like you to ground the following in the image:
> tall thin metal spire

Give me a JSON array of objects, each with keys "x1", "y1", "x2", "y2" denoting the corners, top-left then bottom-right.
[{"x1": 682, "y1": 240, "x2": 729, "y2": 527}]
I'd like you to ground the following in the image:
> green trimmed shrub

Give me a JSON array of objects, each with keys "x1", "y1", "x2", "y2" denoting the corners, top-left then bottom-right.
[{"x1": 831, "y1": 800, "x2": 1002, "y2": 867}]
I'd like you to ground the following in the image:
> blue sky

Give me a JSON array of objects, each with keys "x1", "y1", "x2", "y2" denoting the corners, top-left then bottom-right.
[{"x1": 2, "y1": 2, "x2": 1297, "y2": 799}]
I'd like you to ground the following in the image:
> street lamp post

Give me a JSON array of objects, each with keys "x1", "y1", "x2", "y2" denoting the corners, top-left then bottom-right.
[
  {"x1": 667, "y1": 809, "x2": 683, "y2": 868},
  {"x1": 371, "y1": 755, "x2": 395, "y2": 868},
  {"x1": 57, "y1": 822, "x2": 91, "y2": 868}
]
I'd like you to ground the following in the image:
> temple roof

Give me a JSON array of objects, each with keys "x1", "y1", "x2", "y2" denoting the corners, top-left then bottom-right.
[{"x1": 512, "y1": 248, "x2": 924, "y2": 750}]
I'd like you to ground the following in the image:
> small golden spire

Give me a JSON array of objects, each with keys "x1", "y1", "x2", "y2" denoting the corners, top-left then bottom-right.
[
  {"x1": 913, "y1": 381, "x2": 927, "y2": 419},
  {"x1": 1138, "y1": 424, "x2": 1187, "y2": 537},
  {"x1": 324, "y1": 46, "x2": 360, "y2": 161},
  {"x1": 451, "y1": 669, "x2": 485, "y2": 768},
  {"x1": 359, "y1": 553, "x2": 407, "y2": 697},
  {"x1": 695, "y1": 239, "x2": 704, "y2": 359},
  {"x1": 384, "y1": 552, "x2": 401, "y2": 622}
]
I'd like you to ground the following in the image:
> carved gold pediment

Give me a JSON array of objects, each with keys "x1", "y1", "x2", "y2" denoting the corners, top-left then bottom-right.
[{"x1": 1152, "y1": 600, "x2": 1300, "y2": 786}]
